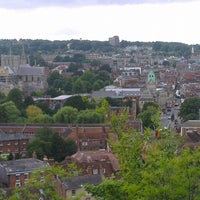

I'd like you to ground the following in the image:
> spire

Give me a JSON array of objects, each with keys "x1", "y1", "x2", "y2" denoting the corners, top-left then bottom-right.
[{"x1": 21, "y1": 45, "x2": 27, "y2": 64}]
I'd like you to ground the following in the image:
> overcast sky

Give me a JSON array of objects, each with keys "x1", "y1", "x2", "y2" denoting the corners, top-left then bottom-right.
[{"x1": 0, "y1": 0, "x2": 200, "y2": 44}]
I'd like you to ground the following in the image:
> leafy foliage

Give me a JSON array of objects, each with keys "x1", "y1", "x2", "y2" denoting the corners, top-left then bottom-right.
[
  {"x1": 0, "y1": 101, "x2": 20, "y2": 122},
  {"x1": 53, "y1": 106, "x2": 78, "y2": 123},
  {"x1": 27, "y1": 127, "x2": 77, "y2": 162},
  {"x1": 85, "y1": 109, "x2": 200, "y2": 200},
  {"x1": 137, "y1": 105, "x2": 161, "y2": 130},
  {"x1": 179, "y1": 96, "x2": 200, "y2": 121}
]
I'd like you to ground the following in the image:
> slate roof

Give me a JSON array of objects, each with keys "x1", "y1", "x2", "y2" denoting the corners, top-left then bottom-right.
[
  {"x1": 91, "y1": 88, "x2": 141, "y2": 99},
  {"x1": 17, "y1": 65, "x2": 45, "y2": 76},
  {"x1": 62, "y1": 175, "x2": 102, "y2": 190},
  {"x1": 72, "y1": 150, "x2": 119, "y2": 172},
  {"x1": 182, "y1": 120, "x2": 200, "y2": 128},
  {"x1": 0, "y1": 158, "x2": 49, "y2": 174},
  {"x1": 0, "y1": 133, "x2": 28, "y2": 141}
]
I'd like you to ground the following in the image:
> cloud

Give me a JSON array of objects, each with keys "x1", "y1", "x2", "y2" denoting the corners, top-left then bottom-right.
[{"x1": 0, "y1": 0, "x2": 197, "y2": 9}]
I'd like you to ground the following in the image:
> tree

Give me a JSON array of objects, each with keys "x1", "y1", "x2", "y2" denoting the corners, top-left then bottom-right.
[
  {"x1": 30, "y1": 114, "x2": 53, "y2": 123},
  {"x1": 0, "y1": 91, "x2": 6, "y2": 103},
  {"x1": 27, "y1": 127, "x2": 77, "y2": 162},
  {"x1": 0, "y1": 101, "x2": 20, "y2": 123},
  {"x1": 99, "y1": 64, "x2": 112, "y2": 73},
  {"x1": 142, "y1": 101, "x2": 160, "y2": 112},
  {"x1": 179, "y1": 96, "x2": 200, "y2": 121},
  {"x1": 7, "y1": 88, "x2": 24, "y2": 110},
  {"x1": 36, "y1": 101, "x2": 54, "y2": 115},
  {"x1": 26, "y1": 105, "x2": 43, "y2": 122},
  {"x1": 64, "y1": 95, "x2": 95, "y2": 111},
  {"x1": 24, "y1": 96, "x2": 34, "y2": 107},
  {"x1": 77, "y1": 110, "x2": 105, "y2": 124},
  {"x1": 53, "y1": 106, "x2": 78, "y2": 123},
  {"x1": 137, "y1": 106, "x2": 161, "y2": 130},
  {"x1": 47, "y1": 71, "x2": 63, "y2": 87},
  {"x1": 95, "y1": 97, "x2": 109, "y2": 122},
  {"x1": 72, "y1": 79, "x2": 86, "y2": 94},
  {"x1": 45, "y1": 87, "x2": 62, "y2": 98}
]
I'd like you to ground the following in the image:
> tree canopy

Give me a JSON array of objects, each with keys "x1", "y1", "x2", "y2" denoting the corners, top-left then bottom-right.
[
  {"x1": 85, "y1": 110, "x2": 200, "y2": 200},
  {"x1": 179, "y1": 96, "x2": 200, "y2": 121},
  {"x1": 27, "y1": 127, "x2": 77, "y2": 162}
]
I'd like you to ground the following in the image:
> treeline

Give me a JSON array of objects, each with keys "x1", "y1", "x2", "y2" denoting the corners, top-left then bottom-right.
[{"x1": 0, "y1": 39, "x2": 196, "y2": 57}]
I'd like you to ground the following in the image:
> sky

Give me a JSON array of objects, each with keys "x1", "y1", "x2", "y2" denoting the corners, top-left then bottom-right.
[{"x1": 0, "y1": 0, "x2": 200, "y2": 44}]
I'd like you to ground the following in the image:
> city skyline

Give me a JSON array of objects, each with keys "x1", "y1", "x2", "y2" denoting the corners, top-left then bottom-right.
[{"x1": 0, "y1": 0, "x2": 200, "y2": 44}]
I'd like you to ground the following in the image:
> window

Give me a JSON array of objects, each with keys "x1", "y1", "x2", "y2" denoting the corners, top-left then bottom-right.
[
  {"x1": 15, "y1": 182, "x2": 21, "y2": 187},
  {"x1": 82, "y1": 141, "x2": 88, "y2": 146},
  {"x1": 93, "y1": 168, "x2": 98, "y2": 175},
  {"x1": 16, "y1": 174, "x2": 20, "y2": 181},
  {"x1": 24, "y1": 173, "x2": 28, "y2": 180},
  {"x1": 72, "y1": 189, "x2": 76, "y2": 196}
]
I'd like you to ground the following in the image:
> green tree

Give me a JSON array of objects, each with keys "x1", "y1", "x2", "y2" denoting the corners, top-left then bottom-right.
[
  {"x1": 64, "y1": 95, "x2": 94, "y2": 111},
  {"x1": 96, "y1": 70, "x2": 111, "y2": 83},
  {"x1": 179, "y1": 96, "x2": 200, "y2": 121},
  {"x1": 0, "y1": 91, "x2": 6, "y2": 103},
  {"x1": 77, "y1": 110, "x2": 105, "y2": 124},
  {"x1": 45, "y1": 87, "x2": 62, "y2": 98},
  {"x1": 99, "y1": 64, "x2": 112, "y2": 73},
  {"x1": 36, "y1": 101, "x2": 53, "y2": 115},
  {"x1": 47, "y1": 71, "x2": 63, "y2": 87},
  {"x1": 53, "y1": 106, "x2": 78, "y2": 123},
  {"x1": 24, "y1": 96, "x2": 34, "y2": 107},
  {"x1": 27, "y1": 127, "x2": 77, "y2": 162},
  {"x1": 30, "y1": 114, "x2": 53, "y2": 123},
  {"x1": 7, "y1": 88, "x2": 24, "y2": 110},
  {"x1": 72, "y1": 79, "x2": 86, "y2": 93},
  {"x1": 86, "y1": 108, "x2": 200, "y2": 200},
  {"x1": 0, "y1": 101, "x2": 20, "y2": 123},
  {"x1": 137, "y1": 106, "x2": 161, "y2": 130},
  {"x1": 142, "y1": 101, "x2": 160, "y2": 112},
  {"x1": 26, "y1": 105, "x2": 43, "y2": 122}
]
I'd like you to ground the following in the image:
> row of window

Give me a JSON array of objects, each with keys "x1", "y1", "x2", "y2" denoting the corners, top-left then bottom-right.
[{"x1": 0, "y1": 141, "x2": 27, "y2": 146}]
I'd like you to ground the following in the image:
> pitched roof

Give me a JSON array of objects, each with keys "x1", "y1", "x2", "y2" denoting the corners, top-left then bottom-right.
[
  {"x1": 182, "y1": 120, "x2": 200, "y2": 128},
  {"x1": 17, "y1": 65, "x2": 45, "y2": 76},
  {"x1": 0, "y1": 133, "x2": 29, "y2": 141},
  {"x1": 72, "y1": 150, "x2": 119, "y2": 172},
  {"x1": 62, "y1": 175, "x2": 102, "y2": 190},
  {"x1": 0, "y1": 158, "x2": 49, "y2": 174}
]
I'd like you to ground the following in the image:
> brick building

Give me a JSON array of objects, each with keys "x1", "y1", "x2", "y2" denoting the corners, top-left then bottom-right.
[
  {"x1": 0, "y1": 158, "x2": 49, "y2": 188},
  {"x1": 0, "y1": 133, "x2": 29, "y2": 159},
  {"x1": 56, "y1": 174, "x2": 102, "y2": 199},
  {"x1": 62, "y1": 150, "x2": 119, "y2": 177}
]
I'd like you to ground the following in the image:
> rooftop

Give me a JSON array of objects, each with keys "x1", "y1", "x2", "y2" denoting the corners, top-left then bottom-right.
[
  {"x1": 62, "y1": 174, "x2": 102, "y2": 190},
  {"x1": 0, "y1": 133, "x2": 28, "y2": 141},
  {"x1": 0, "y1": 158, "x2": 49, "y2": 174}
]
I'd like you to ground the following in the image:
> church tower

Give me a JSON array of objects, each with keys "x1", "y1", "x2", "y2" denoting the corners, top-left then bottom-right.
[{"x1": 146, "y1": 69, "x2": 157, "y2": 91}]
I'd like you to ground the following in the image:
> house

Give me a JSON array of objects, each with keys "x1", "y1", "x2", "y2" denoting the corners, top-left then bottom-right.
[
  {"x1": 74, "y1": 125, "x2": 109, "y2": 151},
  {"x1": 0, "y1": 158, "x2": 49, "y2": 188},
  {"x1": 62, "y1": 150, "x2": 119, "y2": 177},
  {"x1": 0, "y1": 133, "x2": 29, "y2": 159},
  {"x1": 180, "y1": 120, "x2": 200, "y2": 137},
  {"x1": 56, "y1": 174, "x2": 102, "y2": 199}
]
